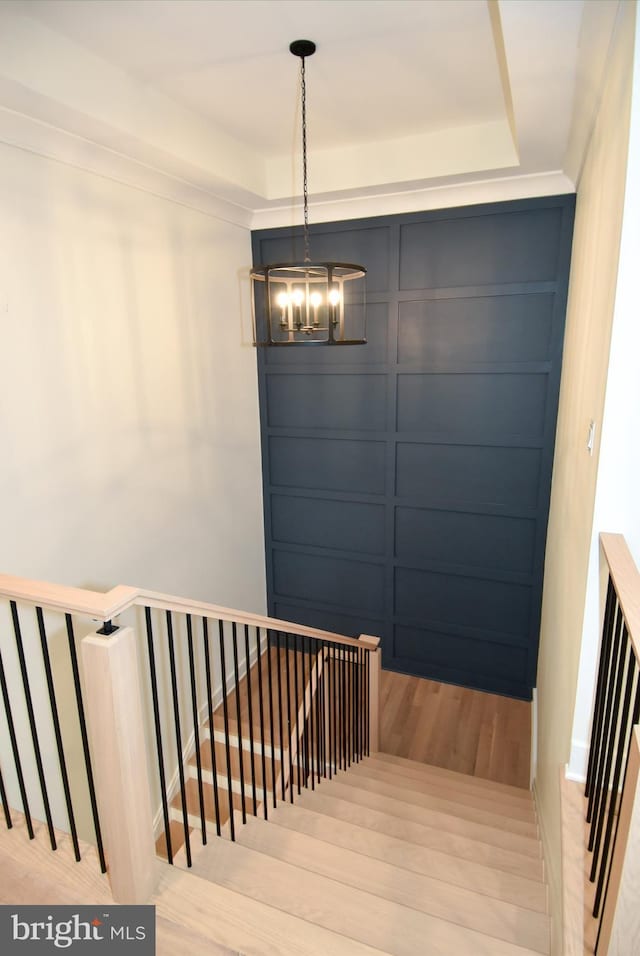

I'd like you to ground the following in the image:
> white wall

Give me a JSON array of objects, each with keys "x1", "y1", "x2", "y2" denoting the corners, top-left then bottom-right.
[
  {"x1": 0, "y1": 140, "x2": 266, "y2": 840},
  {"x1": 0, "y1": 142, "x2": 266, "y2": 612},
  {"x1": 569, "y1": 5, "x2": 640, "y2": 781}
]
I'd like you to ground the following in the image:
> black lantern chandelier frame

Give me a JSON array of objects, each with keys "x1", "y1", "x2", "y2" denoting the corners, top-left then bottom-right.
[{"x1": 251, "y1": 40, "x2": 367, "y2": 347}]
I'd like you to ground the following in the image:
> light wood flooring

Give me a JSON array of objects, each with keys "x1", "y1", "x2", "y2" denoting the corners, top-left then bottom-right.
[{"x1": 380, "y1": 669, "x2": 531, "y2": 790}]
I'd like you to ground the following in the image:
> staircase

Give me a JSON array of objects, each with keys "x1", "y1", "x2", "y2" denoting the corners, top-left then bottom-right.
[
  {"x1": 0, "y1": 575, "x2": 550, "y2": 953},
  {"x1": 2, "y1": 752, "x2": 549, "y2": 955},
  {"x1": 161, "y1": 754, "x2": 549, "y2": 954}
]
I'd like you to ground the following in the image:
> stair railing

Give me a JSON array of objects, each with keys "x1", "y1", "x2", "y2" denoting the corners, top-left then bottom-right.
[
  {"x1": 0, "y1": 573, "x2": 381, "y2": 903},
  {"x1": 584, "y1": 533, "x2": 640, "y2": 952}
]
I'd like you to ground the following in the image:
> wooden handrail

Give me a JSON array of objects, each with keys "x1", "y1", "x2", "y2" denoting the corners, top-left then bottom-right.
[
  {"x1": 0, "y1": 574, "x2": 138, "y2": 620},
  {"x1": 0, "y1": 573, "x2": 381, "y2": 651},
  {"x1": 600, "y1": 533, "x2": 640, "y2": 660}
]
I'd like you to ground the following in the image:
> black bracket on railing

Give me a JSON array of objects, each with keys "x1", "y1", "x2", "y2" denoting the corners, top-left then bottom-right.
[{"x1": 97, "y1": 620, "x2": 119, "y2": 636}]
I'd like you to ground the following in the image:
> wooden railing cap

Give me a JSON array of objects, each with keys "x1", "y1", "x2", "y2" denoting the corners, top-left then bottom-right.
[{"x1": 0, "y1": 573, "x2": 378, "y2": 650}]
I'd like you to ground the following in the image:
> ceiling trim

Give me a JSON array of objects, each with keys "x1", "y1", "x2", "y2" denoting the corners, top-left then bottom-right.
[
  {"x1": 0, "y1": 103, "x2": 575, "y2": 234},
  {"x1": 251, "y1": 170, "x2": 576, "y2": 230},
  {"x1": 0, "y1": 106, "x2": 254, "y2": 230}
]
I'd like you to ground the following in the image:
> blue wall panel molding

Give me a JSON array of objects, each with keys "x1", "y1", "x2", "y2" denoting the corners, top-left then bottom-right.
[{"x1": 252, "y1": 196, "x2": 575, "y2": 700}]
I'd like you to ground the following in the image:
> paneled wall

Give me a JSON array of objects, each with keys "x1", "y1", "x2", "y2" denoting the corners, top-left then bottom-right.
[{"x1": 253, "y1": 197, "x2": 575, "y2": 699}]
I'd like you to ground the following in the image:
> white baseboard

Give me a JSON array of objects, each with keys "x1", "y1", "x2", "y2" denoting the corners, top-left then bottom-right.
[{"x1": 566, "y1": 740, "x2": 588, "y2": 783}]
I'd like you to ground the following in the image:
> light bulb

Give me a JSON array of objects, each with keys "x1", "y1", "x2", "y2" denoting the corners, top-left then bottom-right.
[
  {"x1": 292, "y1": 289, "x2": 304, "y2": 307},
  {"x1": 328, "y1": 288, "x2": 341, "y2": 307},
  {"x1": 276, "y1": 291, "x2": 289, "y2": 309},
  {"x1": 309, "y1": 291, "x2": 322, "y2": 309}
]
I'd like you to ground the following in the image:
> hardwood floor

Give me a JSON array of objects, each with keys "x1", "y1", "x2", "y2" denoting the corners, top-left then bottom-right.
[{"x1": 380, "y1": 670, "x2": 531, "y2": 790}]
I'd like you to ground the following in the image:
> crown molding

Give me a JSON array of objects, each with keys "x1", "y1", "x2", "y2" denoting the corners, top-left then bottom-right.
[
  {"x1": 251, "y1": 170, "x2": 576, "y2": 230},
  {"x1": 0, "y1": 106, "x2": 254, "y2": 230},
  {"x1": 0, "y1": 106, "x2": 576, "y2": 234}
]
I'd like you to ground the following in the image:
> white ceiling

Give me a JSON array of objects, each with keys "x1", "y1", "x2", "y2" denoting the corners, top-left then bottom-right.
[{"x1": 0, "y1": 0, "x2": 620, "y2": 228}]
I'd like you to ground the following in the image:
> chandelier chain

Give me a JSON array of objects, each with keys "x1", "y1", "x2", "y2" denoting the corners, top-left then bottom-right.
[{"x1": 301, "y1": 55, "x2": 310, "y2": 263}]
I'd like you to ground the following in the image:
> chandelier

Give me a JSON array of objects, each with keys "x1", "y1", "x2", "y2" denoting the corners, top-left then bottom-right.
[{"x1": 251, "y1": 40, "x2": 367, "y2": 347}]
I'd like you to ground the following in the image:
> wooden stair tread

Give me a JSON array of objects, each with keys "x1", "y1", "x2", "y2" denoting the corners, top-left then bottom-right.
[
  {"x1": 155, "y1": 819, "x2": 192, "y2": 861},
  {"x1": 193, "y1": 737, "x2": 281, "y2": 791},
  {"x1": 156, "y1": 916, "x2": 240, "y2": 956},
  {"x1": 154, "y1": 860, "x2": 389, "y2": 956},
  {"x1": 361, "y1": 755, "x2": 536, "y2": 814},
  {"x1": 189, "y1": 834, "x2": 546, "y2": 955},
  {"x1": 172, "y1": 776, "x2": 245, "y2": 827},
  {"x1": 262, "y1": 800, "x2": 548, "y2": 912},
  {"x1": 312, "y1": 778, "x2": 541, "y2": 859},
  {"x1": 212, "y1": 645, "x2": 313, "y2": 748},
  {"x1": 323, "y1": 775, "x2": 540, "y2": 853},
  {"x1": 236, "y1": 814, "x2": 550, "y2": 952},
  {"x1": 348, "y1": 761, "x2": 538, "y2": 825},
  {"x1": 374, "y1": 751, "x2": 532, "y2": 800},
  {"x1": 0, "y1": 814, "x2": 112, "y2": 905}
]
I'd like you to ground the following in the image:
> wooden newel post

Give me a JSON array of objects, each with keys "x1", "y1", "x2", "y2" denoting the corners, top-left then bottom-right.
[
  {"x1": 359, "y1": 635, "x2": 381, "y2": 754},
  {"x1": 81, "y1": 626, "x2": 157, "y2": 903}
]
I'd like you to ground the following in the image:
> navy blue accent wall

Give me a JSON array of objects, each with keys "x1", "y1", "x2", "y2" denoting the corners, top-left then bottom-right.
[{"x1": 252, "y1": 196, "x2": 575, "y2": 700}]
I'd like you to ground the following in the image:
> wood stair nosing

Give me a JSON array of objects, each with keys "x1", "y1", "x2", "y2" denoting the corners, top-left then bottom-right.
[
  {"x1": 188, "y1": 833, "x2": 547, "y2": 956},
  {"x1": 233, "y1": 813, "x2": 550, "y2": 953},
  {"x1": 171, "y1": 776, "x2": 246, "y2": 828},
  {"x1": 204, "y1": 724, "x2": 284, "y2": 761},
  {"x1": 373, "y1": 751, "x2": 532, "y2": 801},
  {"x1": 330, "y1": 772, "x2": 540, "y2": 842},
  {"x1": 260, "y1": 800, "x2": 548, "y2": 913},
  {"x1": 189, "y1": 737, "x2": 281, "y2": 794},
  {"x1": 351, "y1": 759, "x2": 538, "y2": 822},
  {"x1": 293, "y1": 789, "x2": 544, "y2": 880}
]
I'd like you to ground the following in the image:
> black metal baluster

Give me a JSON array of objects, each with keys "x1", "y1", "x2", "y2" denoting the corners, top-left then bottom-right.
[
  {"x1": 586, "y1": 578, "x2": 616, "y2": 802},
  {"x1": 10, "y1": 602, "x2": 56, "y2": 850},
  {"x1": 266, "y1": 630, "x2": 277, "y2": 807},
  {"x1": 186, "y1": 615, "x2": 206, "y2": 845},
  {"x1": 65, "y1": 615, "x2": 106, "y2": 872},
  {"x1": 301, "y1": 635, "x2": 309, "y2": 786},
  {"x1": 218, "y1": 620, "x2": 236, "y2": 839},
  {"x1": 327, "y1": 643, "x2": 333, "y2": 779},
  {"x1": 359, "y1": 646, "x2": 364, "y2": 759},
  {"x1": 166, "y1": 611, "x2": 191, "y2": 867},
  {"x1": 231, "y1": 623, "x2": 247, "y2": 826},
  {"x1": 593, "y1": 640, "x2": 636, "y2": 916},
  {"x1": 255, "y1": 627, "x2": 268, "y2": 819},
  {"x1": 590, "y1": 610, "x2": 627, "y2": 862},
  {"x1": 355, "y1": 647, "x2": 361, "y2": 762},
  {"x1": 294, "y1": 633, "x2": 301, "y2": 793},
  {"x1": 285, "y1": 633, "x2": 294, "y2": 801},
  {"x1": 202, "y1": 618, "x2": 222, "y2": 838},
  {"x1": 275, "y1": 631, "x2": 285, "y2": 800},
  {"x1": 0, "y1": 759, "x2": 11, "y2": 829},
  {"x1": 314, "y1": 639, "x2": 322, "y2": 783},
  {"x1": 321, "y1": 643, "x2": 327, "y2": 778},
  {"x1": 307, "y1": 636, "x2": 315, "y2": 790},
  {"x1": 0, "y1": 648, "x2": 31, "y2": 836},
  {"x1": 244, "y1": 625, "x2": 258, "y2": 817},
  {"x1": 342, "y1": 645, "x2": 347, "y2": 771},
  {"x1": 335, "y1": 644, "x2": 340, "y2": 770},
  {"x1": 347, "y1": 645, "x2": 352, "y2": 767},
  {"x1": 595, "y1": 669, "x2": 640, "y2": 951},
  {"x1": 145, "y1": 607, "x2": 173, "y2": 862},
  {"x1": 36, "y1": 607, "x2": 80, "y2": 860},
  {"x1": 588, "y1": 604, "x2": 624, "y2": 842},
  {"x1": 365, "y1": 649, "x2": 370, "y2": 756}
]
